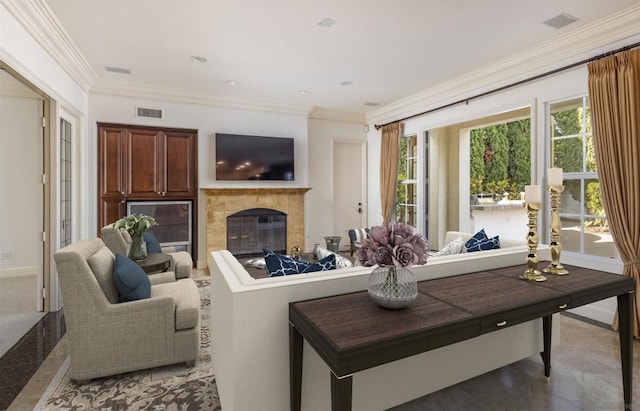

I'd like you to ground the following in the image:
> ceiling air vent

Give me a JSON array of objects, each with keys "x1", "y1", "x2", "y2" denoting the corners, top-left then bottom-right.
[
  {"x1": 543, "y1": 13, "x2": 579, "y2": 29},
  {"x1": 136, "y1": 107, "x2": 163, "y2": 119}
]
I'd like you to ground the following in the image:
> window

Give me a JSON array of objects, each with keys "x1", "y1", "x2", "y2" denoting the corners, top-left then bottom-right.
[
  {"x1": 60, "y1": 118, "x2": 72, "y2": 248},
  {"x1": 548, "y1": 96, "x2": 615, "y2": 258},
  {"x1": 397, "y1": 135, "x2": 417, "y2": 226}
]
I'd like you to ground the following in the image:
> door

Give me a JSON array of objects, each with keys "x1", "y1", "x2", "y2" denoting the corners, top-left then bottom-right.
[
  {"x1": 127, "y1": 128, "x2": 163, "y2": 198},
  {"x1": 333, "y1": 140, "x2": 366, "y2": 250},
  {"x1": 163, "y1": 130, "x2": 196, "y2": 197},
  {"x1": 97, "y1": 124, "x2": 127, "y2": 228}
]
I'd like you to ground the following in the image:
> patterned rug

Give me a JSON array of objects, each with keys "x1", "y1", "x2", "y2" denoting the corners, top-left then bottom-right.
[{"x1": 35, "y1": 279, "x2": 222, "y2": 411}]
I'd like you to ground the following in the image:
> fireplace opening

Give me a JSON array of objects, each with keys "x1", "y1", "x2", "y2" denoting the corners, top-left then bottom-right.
[{"x1": 227, "y1": 208, "x2": 286, "y2": 258}]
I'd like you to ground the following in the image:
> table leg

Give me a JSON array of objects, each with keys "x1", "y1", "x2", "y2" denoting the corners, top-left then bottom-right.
[
  {"x1": 331, "y1": 372, "x2": 353, "y2": 411},
  {"x1": 290, "y1": 323, "x2": 303, "y2": 411},
  {"x1": 541, "y1": 315, "x2": 552, "y2": 378},
  {"x1": 617, "y1": 292, "x2": 633, "y2": 410}
]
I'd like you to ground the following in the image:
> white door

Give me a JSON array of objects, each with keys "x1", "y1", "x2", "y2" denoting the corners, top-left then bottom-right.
[{"x1": 333, "y1": 140, "x2": 365, "y2": 251}]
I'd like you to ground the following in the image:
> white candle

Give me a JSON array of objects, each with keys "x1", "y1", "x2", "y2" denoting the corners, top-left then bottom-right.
[
  {"x1": 548, "y1": 168, "x2": 563, "y2": 186},
  {"x1": 525, "y1": 185, "x2": 541, "y2": 204}
]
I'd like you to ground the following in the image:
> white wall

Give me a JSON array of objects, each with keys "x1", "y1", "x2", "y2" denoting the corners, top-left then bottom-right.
[
  {"x1": 88, "y1": 93, "x2": 314, "y2": 267},
  {"x1": 307, "y1": 118, "x2": 367, "y2": 247}
]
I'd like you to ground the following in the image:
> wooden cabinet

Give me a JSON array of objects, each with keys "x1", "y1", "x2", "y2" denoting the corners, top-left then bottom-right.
[{"x1": 97, "y1": 123, "x2": 198, "y2": 231}]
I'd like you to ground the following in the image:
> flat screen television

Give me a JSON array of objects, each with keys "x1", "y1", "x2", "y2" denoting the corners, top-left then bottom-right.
[{"x1": 215, "y1": 133, "x2": 295, "y2": 181}]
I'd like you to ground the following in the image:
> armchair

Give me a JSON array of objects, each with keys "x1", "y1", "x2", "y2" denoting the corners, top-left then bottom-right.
[
  {"x1": 348, "y1": 227, "x2": 370, "y2": 256},
  {"x1": 53, "y1": 238, "x2": 200, "y2": 382},
  {"x1": 101, "y1": 224, "x2": 193, "y2": 279}
]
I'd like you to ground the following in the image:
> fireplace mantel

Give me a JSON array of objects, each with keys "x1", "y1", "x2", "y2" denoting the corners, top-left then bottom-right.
[{"x1": 203, "y1": 188, "x2": 311, "y2": 259}]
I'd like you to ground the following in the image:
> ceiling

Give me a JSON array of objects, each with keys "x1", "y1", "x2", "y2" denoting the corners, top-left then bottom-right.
[{"x1": 45, "y1": 0, "x2": 637, "y2": 118}]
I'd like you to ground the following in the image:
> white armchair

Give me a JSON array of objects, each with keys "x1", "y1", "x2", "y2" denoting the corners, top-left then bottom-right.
[
  {"x1": 101, "y1": 224, "x2": 193, "y2": 279},
  {"x1": 53, "y1": 238, "x2": 200, "y2": 382}
]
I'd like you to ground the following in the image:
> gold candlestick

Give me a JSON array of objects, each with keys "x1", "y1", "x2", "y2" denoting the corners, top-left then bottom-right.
[
  {"x1": 520, "y1": 202, "x2": 547, "y2": 282},
  {"x1": 543, "y1": 185, "x2": 569, "y2": 275}
]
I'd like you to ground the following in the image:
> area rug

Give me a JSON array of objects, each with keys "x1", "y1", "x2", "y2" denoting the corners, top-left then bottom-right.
[{"x1": 35, "y1": 279, "x2": 221, "y2": 411}]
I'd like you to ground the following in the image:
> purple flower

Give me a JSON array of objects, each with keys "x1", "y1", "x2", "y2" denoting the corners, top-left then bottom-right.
[{"x1": 354, "y1": 222, "x2": 429, "y2": 268}]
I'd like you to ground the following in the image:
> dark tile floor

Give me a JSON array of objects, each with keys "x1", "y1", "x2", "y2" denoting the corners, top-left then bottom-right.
[{"x1": 0, "y1": 311, "x2": 65, "y2": 410}]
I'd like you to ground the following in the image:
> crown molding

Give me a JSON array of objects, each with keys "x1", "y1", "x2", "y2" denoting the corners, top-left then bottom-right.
[
  {"x1": 366, "y1": 3, "x2": 640, "y2": 126},
  {"x1": 308, "y1": 108, "x2": 366, "y2": 124},
  {"x1": 90, "y1": 80, "x2": 313, "y2": 117},
  {"x1": 1, "y1": 0, "x2": 97, "y2": 91}
]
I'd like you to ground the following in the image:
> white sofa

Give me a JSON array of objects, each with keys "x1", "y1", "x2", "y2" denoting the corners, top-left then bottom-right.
[
  {"x1": 210, "y1": 243, "x2": 551, "y2": 411},
  {"x1": 432, "y1": 230, "x2": 525, "y2": 259}
]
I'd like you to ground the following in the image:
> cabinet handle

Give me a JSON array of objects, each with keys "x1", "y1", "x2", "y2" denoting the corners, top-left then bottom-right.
[
  {"x1": 496, "y1": 321, "x2": 507, "y2": 327},
  {"x1": 157, "y1": 191, "x2": 161, "y2": 195},
  {"x1": 120, "y1": 200, "x2": 125, "y2": 204},
  {"x1": 120, "y1": 191, "x2": 124, "y2": 195},
  {"x1": 558, "y1": 304, "x2": 568, "y2": 309},
  {"x1": 162, "y1": 192, "x2": 166, "y2": 196}
]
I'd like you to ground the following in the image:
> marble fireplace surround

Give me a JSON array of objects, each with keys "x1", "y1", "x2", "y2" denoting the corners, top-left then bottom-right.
[{"x1": 204, "y1": 188, "x2": 310, "y2": 257}]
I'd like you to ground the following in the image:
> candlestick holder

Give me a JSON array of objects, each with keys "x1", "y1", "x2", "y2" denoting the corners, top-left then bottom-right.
[
  {"x1": 543, "y1": 185, "x2": 569, "y2": 275},
  {"x1": 520, "y1": 202, "x2": 547, "y2": 282}
]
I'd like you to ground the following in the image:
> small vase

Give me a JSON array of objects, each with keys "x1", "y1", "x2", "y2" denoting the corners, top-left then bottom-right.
[
  {"x1": 367, "y1": 265, "x2": 418, "y2": 309},
  {"x1": 129, "y1": 235, "x2": 148, "y2": 261}
]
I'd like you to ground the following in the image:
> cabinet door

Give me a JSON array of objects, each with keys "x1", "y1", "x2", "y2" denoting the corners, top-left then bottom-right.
[
  {"x1": 98, "y1": 125, "x2": 127, "y2": 230},
  {"x1": 126, "y1": 128, "x2": 164, "y2": 198},
  {"x1": 162, "y1": 130, "x2": 197, "y2": 197}
]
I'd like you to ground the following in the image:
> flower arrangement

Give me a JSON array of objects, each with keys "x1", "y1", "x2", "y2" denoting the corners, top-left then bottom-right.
[
  {"x1": 113, "y1": 214, "x2": 158, "y2": 238},
  {"x1": 355, "y1": 222, "x2": 429, "y2": 268}
]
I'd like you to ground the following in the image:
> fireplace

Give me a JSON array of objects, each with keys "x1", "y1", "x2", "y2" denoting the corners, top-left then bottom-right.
[
  {"x1": 227, "y1": 208, "x2": 286, "y2": 257},
  {"x1": 204, "y1": 188, "x2": 310, "y2": 259}
]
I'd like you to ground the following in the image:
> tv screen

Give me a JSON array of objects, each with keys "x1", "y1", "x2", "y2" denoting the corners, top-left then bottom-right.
[{"x1": 215, "y1": 133, "x2": 295, "y2": 181}]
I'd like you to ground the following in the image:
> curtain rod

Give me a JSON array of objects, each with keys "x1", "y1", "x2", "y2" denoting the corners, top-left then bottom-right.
[{"x1": 374, "y1": 41, "x2": 640, "y2": 130}]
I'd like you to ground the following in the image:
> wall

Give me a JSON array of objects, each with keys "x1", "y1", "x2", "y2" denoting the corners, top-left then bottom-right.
[
  {"x1": 307, "y1": 118, "x2": 367, "y2": 247},
  {"x1": 90, "y1": 94, "x2": 340, "y2": 266}
]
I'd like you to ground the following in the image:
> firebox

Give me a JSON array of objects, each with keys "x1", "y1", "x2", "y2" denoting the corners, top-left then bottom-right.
[{"x1": 227, "y1": 208, "x2": 286, "y2": 257}]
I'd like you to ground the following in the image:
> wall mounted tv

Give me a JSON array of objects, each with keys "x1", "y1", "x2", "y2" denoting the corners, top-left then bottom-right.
[{"x1": 215, "y1": 133, "x2": 295, "y2": 181}]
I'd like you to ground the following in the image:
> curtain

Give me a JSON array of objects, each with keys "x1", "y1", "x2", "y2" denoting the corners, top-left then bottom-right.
[
  {"x1": 380, "y1": 123, "x2": 402, "y2": 224},
  {"x1": 587, "y1": 49, "x2": 640, "y2": 336}
]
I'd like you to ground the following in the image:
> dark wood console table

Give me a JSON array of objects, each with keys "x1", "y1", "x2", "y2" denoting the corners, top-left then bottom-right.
[{"x1": 289, "y1": 263, "x2": 634, "y2": 411}]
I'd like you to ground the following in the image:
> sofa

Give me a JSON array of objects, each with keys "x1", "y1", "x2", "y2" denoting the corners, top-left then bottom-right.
[
  {"x1": 210, "y1": 242, "x2": 551, "y2": 411},
  {"x1": 54, "y1": 238, "x2": 201, "y2": 381}
]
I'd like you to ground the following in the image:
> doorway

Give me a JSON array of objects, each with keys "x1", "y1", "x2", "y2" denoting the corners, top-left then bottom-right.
[
  {"x1": 0, "y1": 68, "x2": 46, "y2": 357},
  {"x1": 332, "y1": 140, "x2": 366, "y2": 251}
]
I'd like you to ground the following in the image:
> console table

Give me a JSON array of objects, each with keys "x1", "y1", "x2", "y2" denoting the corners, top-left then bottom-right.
[{"x1": 289, "y1": 263, "x2": 634, "y2": 411}]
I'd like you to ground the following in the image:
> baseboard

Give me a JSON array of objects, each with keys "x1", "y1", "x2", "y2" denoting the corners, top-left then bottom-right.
[{"x1": 0, "y1": 266, "x2": 38, "y2": 279}]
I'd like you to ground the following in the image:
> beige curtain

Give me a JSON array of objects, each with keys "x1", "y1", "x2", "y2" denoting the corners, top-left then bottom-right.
[
  {"x1": 588, "y1": 49, "x2": 640, "y2": 337},
  {"x1": 380, "y1": 123, "x2": 402, "y2": 224}
]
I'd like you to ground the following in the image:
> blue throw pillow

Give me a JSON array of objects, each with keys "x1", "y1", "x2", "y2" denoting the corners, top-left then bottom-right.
[
  {"x1": 300, "y1": 254, "x2": 336, "y2": 273},
  {"x1": 465, "y1": 229, "x2": 488, "y2": 250},
  {"x1": 263, "y1": 250, "x2": 337, "y2": 277},
  {"x1": 143, "y1": 232, "x2": 162, "y2": 253},
  {"x1": 466, "y1": 235, "x2": 501, "y2": 252},
  {"x1": 113, "y1": 254, "x2": 151, "y2": 302}
]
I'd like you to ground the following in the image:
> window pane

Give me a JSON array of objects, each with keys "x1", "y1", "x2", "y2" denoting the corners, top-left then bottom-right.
[
  {"x1": 586, "y1": 134, "x2": 597, "y2": 172},
  {"x1": 585, "y1": 179, "x2": 604, "y2": 217},
  {"x1": 408, "y1": 158, "x2": 417, "y2": 179},
  {"x1": 407, "y1": 183, "x2": 416, "y2": 204},
  {"x1": 550, "y1": 98, "x2": 583, "y2": 137},
  {"x1": 584, "y1": 218, "x2": 616, "y2": 258},
  {"x1": 559, "y1": 216, "x2": 581, "y2": 253},
  {"x1": 552, "y1": 136, "x2": 583, "y2": 172},
  {"x1": 560, "y1": 180, "x2": 581, "y2": 215}
]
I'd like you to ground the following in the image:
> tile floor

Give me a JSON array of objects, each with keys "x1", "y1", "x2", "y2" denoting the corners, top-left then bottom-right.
[{"x1": 3, "y1": 291, "x2": 640, "y2": 410}]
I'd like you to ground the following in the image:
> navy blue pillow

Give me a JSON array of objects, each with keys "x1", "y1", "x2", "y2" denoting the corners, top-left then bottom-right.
[
  {"x1": 143, "y1": 232, "x2": 162, "y2": 253},
  {"x1": 465, "y1": 229, "x2": 488, "y2": 250},
  {"x1": 466, "y1": 235, "x2": 501, "y2": 252},
  {"x1": 263, "y1": 250, "x2": 337, "y2": 277},
  {"x1": 113, "y1": 254, "x2": 151, "y2": 302}
]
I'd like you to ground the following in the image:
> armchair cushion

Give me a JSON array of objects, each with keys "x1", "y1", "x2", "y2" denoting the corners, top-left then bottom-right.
[
  {"x1": 152, "y1": 279, "x2": 200, "y2": 330},
  {"x1": 113, "y1": 254, "x2": 151, "y2": 302},
  {"x1": 143, "y1": 232, "x2": 162, "y2": 253}
]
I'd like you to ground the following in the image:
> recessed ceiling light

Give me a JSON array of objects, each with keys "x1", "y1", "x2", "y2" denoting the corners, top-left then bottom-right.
[
  {"x1": 190, "y1": 56, "x2": 207, "y2": 63},
  {"x1": 225, "y1": 80, "x2": 236, "y2": 86},
  {"x1": 318, "y1": 18, "x2": 335, "y2": 28},
  {"x1": 104, "y1": 66, "x2": 131, "y2": 74},
  {"x1": 298, "y1": 90, "x2": 310, "y2": 95},
  {"x1": 340, "y1": 81, "x2": 353, "y2": 86},
  {"x1": 543, "y1": 13, "x2": 579, "y2": 29}
]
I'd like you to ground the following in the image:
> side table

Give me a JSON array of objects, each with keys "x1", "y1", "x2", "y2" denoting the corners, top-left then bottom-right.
[{"x1": 136, "y1": 253, "x2": 172, "y2": 274}]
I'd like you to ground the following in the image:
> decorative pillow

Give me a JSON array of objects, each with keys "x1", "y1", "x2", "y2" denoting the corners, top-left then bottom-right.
[
  {"x1": 465, "y1": 229, "x2": 489, "y2": 250},
  {"x1": 300, "y1": 254, "x2": 336, "y2": 273},
  {"x1": 315, "y1": 245, "x2": 353, "y2": 269},
  {"x1": 112, "y1": 254, "x2": 151, "y2": 302},
  {"x1": 264, "y1": 249, "x2": 337, "y2": 277},
  {"x1": 143, "y1": 232, "x2": 162, "y2": 253},
  {"x1": 466, "y1": 235, "x2": 501, "y2": 252},
  {"x1": 434, "y1": 236, "x2": 467, "y2": 257}
]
